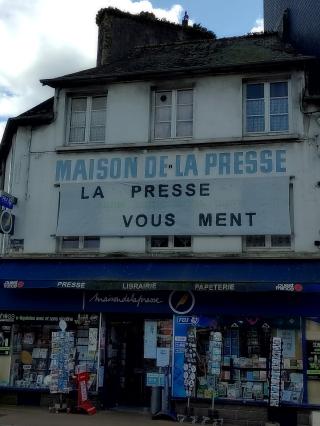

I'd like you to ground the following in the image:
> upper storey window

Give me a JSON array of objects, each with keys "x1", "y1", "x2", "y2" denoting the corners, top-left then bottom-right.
[
  {"x1": 68, "y1": 95, "x2": 107, "y2": 144},
  {"x1": 153, "y1": 89, "x2": 193, "y2": 140},
  {"x1": 245, "y1": 81, "x2": 289, "y2": 134}
]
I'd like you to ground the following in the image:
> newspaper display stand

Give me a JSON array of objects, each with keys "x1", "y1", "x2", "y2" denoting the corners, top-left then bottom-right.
[
  {"x1": 49, "y1": 330, "x2": 75, "y2": 413},
  {"x1": 208, "y1": 331, "x2": 223, "y2": 423},
  {"x1": 75, "y1": 366, "x2": 96, "y2": 415},
  {"x1": 269, "y1": 337, "x2": 283, "y2": 407},
  {"x1": 178, "y1": 327, "x2": 223, "y2": 425}
]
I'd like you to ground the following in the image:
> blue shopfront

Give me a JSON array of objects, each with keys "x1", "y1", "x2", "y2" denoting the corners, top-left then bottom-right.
[{"x1": 0, "y1": 258, "x2": 320, "y2": 414}]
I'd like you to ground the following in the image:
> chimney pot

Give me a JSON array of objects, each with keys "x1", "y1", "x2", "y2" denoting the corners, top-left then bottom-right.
[{"x1": 182, "y1": 11, "x2": 189, "y2": 27}]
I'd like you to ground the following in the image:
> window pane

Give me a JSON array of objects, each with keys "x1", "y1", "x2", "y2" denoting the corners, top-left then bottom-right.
[
  {"x1": 177, "y1": 105, "x2": 193, "y2": 121},
  {"x1": 150, "y1": 236, "x2": 169, "y2": 248},
  {"x1": 155, "y1": 92, "x2": 172, "y2": 106},
  {"x1": 71, "y1": 111, "x2": 86, "y2": 127},
  {"x1": 247, "y1": 99, "x2": 264, "y2": 116},
  {"x1": 155, "y1": 122, "x2": 171, "y2": 139},
  {"x1": 90, "y1": 126, "x2": 105, "y2": 142},
  {"x1": 270, "y1": 98, "x2": 288, "y2": 115},
  {"x1": 90, "y1": 110, "x2": 106, "y2": 126},
  {"x1": 246, "y1": 235, "x2": 266, "y2": 247},
  {"x1": 246, "y1": 116, "x2": 265, "y2": 132},
  {"x1": 155, "y1": 106, "x2": 172, "y2": 122},
  {"x1": 176, "y1": 121, "x2": 193, "y2": 137},
  {"x1": 270, "y1": 82, "x2": 288, "y2": 98},
  {"x1": 69, "y1": 127, "x2": 85, "y2": 143},
  {"x1": 177, "y1": 90, "x2": 193, "y2": 105},
  {"x1": 61, "y1": 237, "x2": 79, "y2": 249},
  {"x1": 92, "y1": 96, "x2": 107, "y2": 110},
  {"x1": 71, "y1": 98, "x2": 86, "y2": 112},
  {"x1": 270, "y1": 115, "x2": 288, "y2": 131},
  {"x1": 271, "y1": 235, "x2": 291, "y2": 247},
  {"x1": 246, "y1": 83, "x2": 264, "y2": 99},
  {"x1": 174, "y1": 236, "x2": 191, "y2": 247},
  {"x1": 83, "y1": 237, "x2": 100, "y2": 249}
]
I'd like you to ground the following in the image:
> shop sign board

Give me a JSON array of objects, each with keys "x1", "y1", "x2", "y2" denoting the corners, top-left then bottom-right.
[
  {"x1": 307, "y1": 340, "x2": 320, "y2": 379},
  {"x1": 86, "y1": 291, "x2": 168, "y2": 314},
  {"x1": 0, "y1": 313, "x2": 15, "y2": 322},
  {"x1": 0, "y1": 210, "x2": 15, "y2": 235},
  {"x1": 0, "y1": 279, "x2": 310, "y2": 292},
  {"x1": 4, "y1": 313, "x2": 98, "y2": 325},
  {"x1": 56, "y1": 177, "x2": 290, "y2": 237},
  {"x1": 55, "y1": 149, "x2": 287, "y2": 183},
  {"x1": 0, "y1": 191, "x2": 17, "y2": 210}
]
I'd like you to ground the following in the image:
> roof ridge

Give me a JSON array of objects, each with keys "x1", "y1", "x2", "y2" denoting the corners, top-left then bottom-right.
[{"x1": 131, "y1": 31, "x2": 281, "y2": 51}]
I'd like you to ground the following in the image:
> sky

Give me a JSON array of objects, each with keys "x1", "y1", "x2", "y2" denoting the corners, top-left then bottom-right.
[{"x1": 0, "y1": 0, "x2": 263, "y2": 141}]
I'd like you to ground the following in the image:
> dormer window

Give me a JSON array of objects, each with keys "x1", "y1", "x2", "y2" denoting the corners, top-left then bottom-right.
[
  {"x1": 153, "y1": 89, "x2": 193, "y2": 140},
  {"x1": 244, "y1": 81, "x2": 289, "y2": 134},
  {"x1": 67, "y1": 95, "x2": 107, "y2": 144}
]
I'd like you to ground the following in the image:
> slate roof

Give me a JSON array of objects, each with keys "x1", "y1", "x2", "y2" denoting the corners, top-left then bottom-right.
[
  {"x1": 41, "y1": 32, "x2": 314, "y2": 88},
  {"x1": 0, "y1": 98, "x2": 54, "y2": 158},
  {"x1": 14, "y1": 97, "x2": 54, "y2": 121}
]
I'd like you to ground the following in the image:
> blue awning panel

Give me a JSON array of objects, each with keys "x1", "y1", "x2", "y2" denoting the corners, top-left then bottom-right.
[
  {"x1": 0, "y1": 258, "x2": 319, "y2": 291},
  {"x1": 0, "y1": 289, "x2": 83, "y2": 311}
]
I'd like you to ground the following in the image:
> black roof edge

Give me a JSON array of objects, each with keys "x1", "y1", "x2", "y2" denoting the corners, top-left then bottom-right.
[
  {"x1": 40, "y1": 57, "x2": 314, "y2": 89},
  {"x1": 0, "y1": 97, "x2": 54, "y2": 161}
]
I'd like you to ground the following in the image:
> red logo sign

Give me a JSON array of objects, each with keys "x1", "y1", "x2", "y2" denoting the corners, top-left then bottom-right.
[{"x1": 294, "y1": 283, "x2": 303, "y2": 292}]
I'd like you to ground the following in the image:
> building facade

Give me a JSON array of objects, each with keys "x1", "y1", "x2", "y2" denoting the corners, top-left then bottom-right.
[{"x1": 1, "y1": 8, "x2": 320, "y2": 423}]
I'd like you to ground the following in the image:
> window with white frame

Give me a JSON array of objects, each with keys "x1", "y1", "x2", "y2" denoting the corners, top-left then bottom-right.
[
  {"x1": 244, "y1": 235, "x2": 292, "y2": 251},
  {"x1": 67, "y1": 95, "x2": 107, "y2": 144},
  {"x1": 153, "y1": 89, "x2": 193, "y2": 139},
  {"x1": 148, "y1": 235, "x2": 192, "y2": 251},
  {"x1": 245, "y1": 81, "x2": 289, "y2": 133},
  {"x1": 58, "y1": 236, "x2": 100, "y2": 251}
]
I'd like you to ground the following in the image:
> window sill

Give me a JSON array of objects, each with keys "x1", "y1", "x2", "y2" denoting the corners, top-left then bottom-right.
[
  {"x1": 56, "y1": 133, "x2": 301, "y2": 153},
  {"x1": 57, "y1": 250, "x2": 100, "y2": 254}
]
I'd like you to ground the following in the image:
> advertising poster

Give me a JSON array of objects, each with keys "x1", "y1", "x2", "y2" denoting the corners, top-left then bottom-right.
[
  {"x1": 144, "y1": 321, "x2": 157, "y2": 359},
  {"x1": 277, "y1": 329, "x2": 295, "y2": 358},
  {"x1": 307, "y1": 340, "x2": 320, "y2": 379},
  {"x1": 0, "y1": 325, "x2": 11, "y2": 355},
  {"x1": 172, "y1": 315, "x2": 217, "y2": 397}
]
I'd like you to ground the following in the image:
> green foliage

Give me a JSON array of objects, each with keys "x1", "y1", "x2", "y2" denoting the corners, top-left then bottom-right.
[{"x1": 192, "y1": 23, "x2": 216, "y2": 39}]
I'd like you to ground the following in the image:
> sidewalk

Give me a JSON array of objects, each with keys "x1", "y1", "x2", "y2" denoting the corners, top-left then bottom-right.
[{"x1": 0, "y1": 406, "x2": 174, "y2": 426}]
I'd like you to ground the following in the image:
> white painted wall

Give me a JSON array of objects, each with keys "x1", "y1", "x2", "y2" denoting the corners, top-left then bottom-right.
[{"x1": 3, "y1": 71, "x2": 320, "y2": 256}]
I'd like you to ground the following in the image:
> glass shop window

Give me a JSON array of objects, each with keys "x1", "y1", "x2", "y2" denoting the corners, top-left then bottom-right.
[
  {"x1": 175, "y1": 316, "x2": 303, "y2": 403},
  {"x1": 305, "y1": 319, "x2": 320, "y2": 404},
  {"x1": 1, "y1": 314, "x2": 99, "y2": 390}
]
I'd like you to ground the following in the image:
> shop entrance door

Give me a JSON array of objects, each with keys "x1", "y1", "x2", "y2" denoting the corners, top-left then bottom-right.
[{"x1": 105, "y1": 319, "x2": 149, "y2": 408}]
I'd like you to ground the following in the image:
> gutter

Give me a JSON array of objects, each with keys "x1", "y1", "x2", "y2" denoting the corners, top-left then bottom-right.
[{"x1": 40, "y1": 57, "x2": 315, "y2": 89}]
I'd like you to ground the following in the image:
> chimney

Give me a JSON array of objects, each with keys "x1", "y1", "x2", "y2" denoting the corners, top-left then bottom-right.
[{"x1": 96, "y1": 8, "x2": 214, "y2": 66}]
